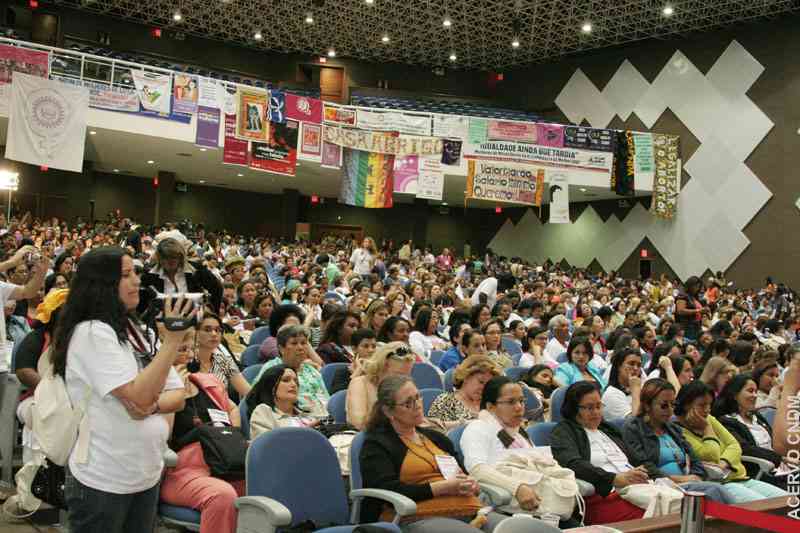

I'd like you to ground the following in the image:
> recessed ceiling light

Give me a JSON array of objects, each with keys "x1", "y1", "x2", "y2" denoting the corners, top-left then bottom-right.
[
  {"x1": 254, "y1": 31, "x2": 263, "y2": 40},
  {"x1": 365, "y1": 0, "x2": 374, "y2": 4},
  {"x1": 580, "y1": 187, "x2": 587, "y2": 192},
  {"x1": 449, "y1": 53, "x2": 457, "y2": 62},
  {"x1": 147, "y1": 160, "x2": 154, "y2": 164},
  {"x1": 511, "y1": 39, "x2": 520, "y2": 48},
  {"x1": 199, "y1": 148, "x2": 207, "y2": 152},
  {"x1": 172, "y1": 11, "x2": 182, "y2": 22},
  {"x1": 305, "y1": 13, "x2": 314, "y2": 24},
  {"x1": 381, "y1": 34, "x2": 390, "y2": 43},
  {"x1": 581, "y1": 22, "x2": 592, "y2": 33},
  {"x1": 113, "y1": 168, "x2": 119, "y2": 173},
  {"x1": 237, "y1": 173, "x2": 244, "y2": 177},
  {"x1": 89, "y1": 130, "x2": 97, "y2": 135},
  {"x1": 443, "y1": 18, "x2": 452, "y2": 28},
  {"x1": 663, "y1": 6, "x2": 674, "y2": 16},
  {"x1": 442, "y1": 202, "x2": 448, "y2": 206},
  {"x1": 199, "y1": 180, "x2": 205, "y2": 184},
  {"x1": 327, "y1": 49, "x2": 336, "y2": 57}
]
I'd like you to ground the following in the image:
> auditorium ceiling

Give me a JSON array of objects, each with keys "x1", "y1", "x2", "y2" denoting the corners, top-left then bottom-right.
[{"x1": 52, "y1": 0, "x2": 800, "y2": 70}]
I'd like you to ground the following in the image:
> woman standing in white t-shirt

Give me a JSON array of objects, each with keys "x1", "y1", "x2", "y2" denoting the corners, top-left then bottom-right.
[
  {"x1": 51, "y1": 247, "x2": 194, "y2": 533},
  {"x1": 349, "y1": 237, "x2": 376, "y2": 279}
]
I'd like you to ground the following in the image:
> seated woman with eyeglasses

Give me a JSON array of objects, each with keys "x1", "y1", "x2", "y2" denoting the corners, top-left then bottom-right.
[
  {"x1": 195, "y1": 313, "x2": 251, "y2": 399},
  {"x1": 674, "y1": 381, "x2": 788, "y2": 502},
  {"x1": 551, "y1": 382, "x2": 647, "y2": 525},
  {"x1": 359, "y1": 375, "x2": 559, "y2": 532},
  {"x1": 621, "y1": 379, "x2": 734, "y2": 502},
  {"x1": 461, "y1": 376, "x2": 579, "y2": 528},
  {"x1": 428, "y1": 356, "x2": 502, "y2": 429},
  {"x1": 346, "y1": 341, "x2": 416, "y2": 430}
]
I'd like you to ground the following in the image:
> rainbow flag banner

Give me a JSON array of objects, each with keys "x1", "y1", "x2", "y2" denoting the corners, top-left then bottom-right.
[{"x1": 339, "y1": 148, "x2": 395, "y2": 208}]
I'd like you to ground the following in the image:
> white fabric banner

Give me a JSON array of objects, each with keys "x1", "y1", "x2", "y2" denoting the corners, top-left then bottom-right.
[
  {"x1": 463, "y1": 138, "x2": 613, "y2": 174},
  {"x1": 548, "y1": 170, "x2": 570, "y2": 224},
  {"x1": 197, "y1": 77, "x2": 222, "y2": 109},
  {"x1": 416, "y1": 158, "x2": 444, "y2": 201},
  {"x1": 355, "y1": 108, "x2": 432, "y2": 136},
  {"x1": 131, "y1": 70, "x2": 172, "y2": 116},
  {"x1": 6, "y1": 73, "x2": 89, "y2": 173},
  {"x1": 432, "y1": 114, "x2": 468, "y2": 139}
]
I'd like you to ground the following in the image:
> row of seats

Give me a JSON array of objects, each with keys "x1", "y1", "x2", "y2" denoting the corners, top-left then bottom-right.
[{"x1": 350, "y1": 94, "x2": 540, "y2": 121}]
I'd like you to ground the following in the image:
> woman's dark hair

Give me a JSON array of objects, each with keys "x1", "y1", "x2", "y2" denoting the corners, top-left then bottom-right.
[
  {"x1": 44, "y1": 272, "x2": 69, "y2": 294},
  {"x1": 701, "y1": 338, "x2": 730, "y2": 366},
  {"x1": 709, "y1": 320, "x2": 734, "y2": 339},
  {"x1": 646, "y1": 341, "x2": 677, "y2": 375},
  {"x1": 612, "y1": 333, "x2": 635, "y2": 353},
  {"x1": 413, "y1": 307, "x2": 436, "y2": 335},
  {"x1": 253, "y1": 292, "x2": 275, "y2": 316},
  {"x1": 480, "y1": 375, "x2": 515, "y2": 410},
  {"x1": 685, "y1": 276, "x2": 702, "y2": 294},
  {"x1": 608, "y1": 348, "x2": 641, "y2": 391},
  {"x1": 51, "y1": 247, "x2": 129, "y2": 377},
  {"x1": 461, "y1": 329, "x2": 482, "y2": 349},
  {"x1": 321, "y1": 310, "x2": 361, "y2": 345},
  {"x1": 245, "y1": 364, "x2": 300, "y2": 412},
  {"x1": 566, "y1": 336, "x2": 594, "y2": 365},
  {"x1": 674, "y1": 380, "x2": 714, "y2": 416},
  {"x1": 365, "y1": 375, "x2": 414, "y2": 431},
  {"x1": 268, "y1": 304, "x2": 306, "y2": 338},
  {"x1": 470, "y1": 304, "x2": 490, "y2": 329},
  {"x1": 351, "y1": 327, "x2": 376, "y2": 347},
  {"x1": 667, "y1": 355, "x2": 692, "y2": 380},
  {"x1": 712, "y1": 374, "x2": 756, "y2": 418},
  {"x1": 523, "y1": 326, "x2": 547, "y2": 353},
  {"x1": 637, "y1": 378, "x2": 675, "y2": 417},
  {"x1": 509, "y1": 320, "x2": 524, "y2": 334},
  {"x1": 729, "y1": 340, "x2": 754, "y2": 367},
  {"x1": 449, "y1": 319, "x2": 471, "y2": 345},
  {"x1": 378, "y1": 316, "x2": 411, "y2": 343},
  {"x1": 561, "y1": 381, "x2": 602, "y2": 421},
  {"x1": 236, "y1": 279, "x2": 258, "y2": 306},
  {"x1": 521, "y1": 364, "x2": 554, "y2": 393},
  {"x1": 447, "y1": 308, "x2": 471, "y2": 327},
  {"x1": 53, "y1": 252, "x2": 72, "y2": 274}
]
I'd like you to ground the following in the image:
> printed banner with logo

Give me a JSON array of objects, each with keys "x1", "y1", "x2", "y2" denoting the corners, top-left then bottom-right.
[
  {"x1": 488, "y1": 120, "x2": 537, "y2": 143},
  {"x1": 339, "y1": 148, "x2": 394, "y2": 208},
  {"x1": 197, "y1": 77, "x2": 221, "y2": 109},
  {"x1": 468, "y1": 118, "x2": 488, "y2": 144},
  {"x1": 249, "y1": 119, "x2": 299, "y2": 176},
  {"x1": 195, "y1": 106, "x2": 221, "y2": 149},
  {"x1": 321, "y1": 141, "x2": 343, "y2": 169},
  {"x1": 548, "y1": 171, "x2": 570, "y2": 224},
  {"x1": 563, "y1": 125, "x2": 614, "y2": 152},
  {"x1": 466, "y1": 160, "x2": 544, "y2": 207},
  {"x1": 323, "y1": 126, "x2": 443, "y2": 157},
  {"x1": 236, "y1": 89, "x2": 269, "y2": 141},
  {"x1": 173, "y1": 74, "x2": 198, "y2": 115},
  {"x1": 355, "y1": 109, "x2": 432, "y2": 136},
  {"x1": 536, "y1": 123, "x2": 564, "y2": 148},
  {"x1": 632, "y1": 132, "x2": 655, "y2": 186},
  {"x1": 0, "y1": 44, "x2": 49, "y2": 116},
  {"x1": 286, "y1": 93, "x2": 322, "y2": 124},
  {"x1": 6, "y1": 73, "x2": 89, "y2": 173},
  {"x1": 463, "y1": 139, "x2": 613, "y2": 178},
  {"x1": 223, "y1": 113, "x2": 249, "y2": 165},
  {"x1": 298, "y1": 122, "x2": 322, "y2": 162},
  {"x1": 131, "y1": 70, "x2": 173, "y2": 117},
  {"x1": 51, "y1": 75, "x2": 139, "y2": 113},
  {"x1": 268, "y1": 89, "x2": 285, "y2": 124},
  {"x1": 651, "y1": 133, "x2": 680, "y2": 220},
  {"x1": 393, "y1": 155, "x2": 419, "y2": 194},
  {"x1": 432, "y1": 114, "x2": 468, "y2": 139},
  {"x1": 323, "y1": 102, "x2": 357, "y2": 126},
  {"x1": 416, "y1": 158, "x2": 444, "y2": 201}
]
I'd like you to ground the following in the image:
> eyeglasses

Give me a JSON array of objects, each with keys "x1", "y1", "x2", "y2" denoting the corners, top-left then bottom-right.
[
  {"x1": 393, "y1": 394, "x2": 422, "y2": 410},
  {"x1": 578, "y1": 402, "x2": 604, "y2": 412},
  {"x1": 495, "y1": 398, "x2": 525, "y2": 407},
  {"x1": 658, "y1": 401, "x2": 676, "y2": 410},
  {"x1": 200, "y1": 326, "x2": 221, "y2": 333}
]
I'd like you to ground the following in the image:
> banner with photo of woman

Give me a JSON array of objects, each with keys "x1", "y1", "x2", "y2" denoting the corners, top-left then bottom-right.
[
  {"x1": 236, "y1": 89, "x2": 269, "y2": 141},
  {"x1": 249, "y1": 119, "x2": 299, "y2": 176},
  {"x1": 173, "y1": 74, "x2": 198, "y2": 115}
]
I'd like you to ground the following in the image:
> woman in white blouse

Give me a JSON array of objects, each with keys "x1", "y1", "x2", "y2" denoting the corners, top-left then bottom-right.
[{"x1": 408, "y1": 307, "x2": 448, "y2": 357}]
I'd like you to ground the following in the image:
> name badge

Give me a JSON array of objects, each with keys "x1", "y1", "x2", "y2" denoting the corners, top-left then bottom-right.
[
  {"x1": 207, "y1": 408, "x2": 231, "y2": 426},
  {"x1": 435, "y1": 455, "x2": 463, "y2": 480}
]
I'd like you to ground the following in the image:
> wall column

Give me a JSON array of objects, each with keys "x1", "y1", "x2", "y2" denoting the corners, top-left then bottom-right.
[
  {"x1": 281, "y1": 188, "x2": 300, "y2": 240},
  {"x1": 154, "y1": 171, "x2": 176, "y2": 226},
  {"x1": 412, "y1": 198, "x2": 428, "y2": 250}
]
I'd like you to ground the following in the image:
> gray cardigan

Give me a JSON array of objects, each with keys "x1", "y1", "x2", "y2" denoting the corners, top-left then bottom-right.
[{"x1": 621, "y1": 416, "x2": 707, "y2": 479}]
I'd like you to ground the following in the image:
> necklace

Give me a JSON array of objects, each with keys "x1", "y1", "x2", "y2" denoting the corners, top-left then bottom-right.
[{"x1": 400, "y1": 433, "x2": 440, "y2": 472}]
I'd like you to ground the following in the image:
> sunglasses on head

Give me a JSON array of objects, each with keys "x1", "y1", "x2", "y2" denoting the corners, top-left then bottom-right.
[{"x1": 388, "y1": 346, "x2": 411, "y2": 358}]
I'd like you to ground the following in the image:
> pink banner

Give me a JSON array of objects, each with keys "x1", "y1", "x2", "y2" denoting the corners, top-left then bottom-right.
[
  {"x1": 286, "y1": 93, "x2": 322, "y2": 124},
  {"x1": 321, "y1": 141, "x2": 342, "y2": 169},
  {"x1": 299, "y1": 122, "x2": 322, "y2": 160},
  {"x1": 488, "y1": 120, "x2": 537, "y2": 143},
  {"x1": 393, "y1": 155, "x2": 419, "y2": 194},
  {"x1": 223, "y1": 113, "x2": 249, "y2": 165},
  {"x1": 536, "y1": 123, "x2": 565, "y2": 147},
  {"x1": 0, "y1": 44, "x2": 49, "y2": 115}
]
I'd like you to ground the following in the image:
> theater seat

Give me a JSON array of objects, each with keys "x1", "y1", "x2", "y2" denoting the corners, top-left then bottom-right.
[{"x1": 159, "y1": 503, "x2": 201, "y2": 531}]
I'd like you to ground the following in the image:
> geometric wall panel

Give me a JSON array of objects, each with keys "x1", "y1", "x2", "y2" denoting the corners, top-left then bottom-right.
[{"x1": 490, "y1": 40, "x2": 774, "y2": 280}]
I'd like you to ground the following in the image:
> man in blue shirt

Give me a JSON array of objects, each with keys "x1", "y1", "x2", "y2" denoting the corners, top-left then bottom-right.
[{"x1": 437, "y1": 320, "x2": 472, "y2": 371}]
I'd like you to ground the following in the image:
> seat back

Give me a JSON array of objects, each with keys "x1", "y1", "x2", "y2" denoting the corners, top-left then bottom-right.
[
  {"x1": 447, "y1": 424, "x2": 467, "y2": 463},
  {"x1": 420, "y1": 388, "x2": 444, "y2": 416},
  {"x1": 501, "y1": 337, "x2": 522, "y2": 357},
  {"x1": 550, "y1": 386, "x2": 568, "y2": 422},
  {"x1": 248, "y1": 326, "x2": 271, "y2": 347},
  {"x1": 759, "y1": 406, "x2": 776, "y2": 428},
  {"x1": 556, "y1": 351, "x2": 569, "y2": 364},
  {"x1": 241, "y1": 345, "x2": 262, "y2": 368},
  {"x1": 349, "y1": 431, "x2": 367, "y2": 490},
  {"x1": 521, "y1": 386, "x2": 542, "y2": 420},
  {"x1": 246, "y1": 427, "x2": 349, "y2": 526},
  {"x1": 239, "y1": 398, "x2": 251, "y2": 439},
  {"x1": 327, "y1": 389, "x2": 347, "y2": 423},
  {"x1": 526, "y1": 421, "x2": 557, "y2": 446},
  {"x1": 411, "y1": 363, "x2": 443, "y2": 390},
  {"x1": 429, "y1": 350, "x2": 445, "y2": 367},
  {"x1": 493, "y1": 514, "x2": 548, "y2": 533},
  {"x1": 321, "y1": 362, "x2": 349, "y2": 394},
  {"x1": 607, "y1": 417, "x2": 626, "y2": 432},
  {"x1": 241, "y1": 364, "x2": 263, "y2": 385},
  {"x1": 504, "y1": 366, "x2": 531, "y2": 382},
  {"x1": 443, "y1": 368, "x2": 455, "y2": 391}
]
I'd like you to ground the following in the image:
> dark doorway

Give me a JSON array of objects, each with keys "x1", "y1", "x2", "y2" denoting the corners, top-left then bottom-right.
[{"x1": 639, "y1": 259, "x2": 653, "y2": 281}]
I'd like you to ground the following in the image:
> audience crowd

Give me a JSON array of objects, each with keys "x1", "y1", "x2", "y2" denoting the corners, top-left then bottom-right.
[{"x1": 2, "y1": 211, "x2": 798, "y2": 533}]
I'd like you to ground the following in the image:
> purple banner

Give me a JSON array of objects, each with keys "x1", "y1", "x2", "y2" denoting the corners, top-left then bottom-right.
[{"x1": 195, "y1": 106, "x2": 220, "y2": 148}]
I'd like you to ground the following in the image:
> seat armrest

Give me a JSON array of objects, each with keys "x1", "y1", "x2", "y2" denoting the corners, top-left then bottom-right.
[
  {"x1": 742, "y1": 455, "x2": 775, "y2": 480},
  {"x1": 234, "y1": 495, "x2": 292, "y2": 533},
  {"x1": 478, "y1": 482, "x2": 513, "y2": 506},
  {"x1": 163, "y1": 449, "x2": 178, "y2": 468},
  {"x1": 576, "y1": 479, "x2": 595, "y2": 497},
  {"x1": 350, "y1": 488, "x2": 417, "y2": 525}
]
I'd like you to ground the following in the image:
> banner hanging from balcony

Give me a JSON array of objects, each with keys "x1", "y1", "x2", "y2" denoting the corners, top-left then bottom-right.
[
  {"x1": 286, "y1": 93, "x2": 322, "y2": 124},
  {"x1": 416, "y1": 158, "x2": 444, "y2": 201},
  {"x1": 432, "y1": 114, "x2": 468, "y2": 139},
  {"x1": 548, "y1": 171, "x2": 570, "y2": 224},
  {"x1": 131, "y1": 70, "x2": 172, "y2": 118},
  {"x1": 6, "y1": 73, "x2": 89, "y2": 173},
  {"x1": 466, "y1": 160, "x2": 544, "y2": 207},
  {"x1": 235, "y1": 89, "x2": 269, "y2": 141},
  {"x1": 339, "y1": 148, "x2": 394, "y2": 208},
  {"x1": 0, "y1": 43, "x2": 49, "y2": 117},
  {"x1": 323, "y1": 126, "x2": 443, "y2": 157},
  {"x1": 173, "y1": 74, "x2": 198, "y2": 115},
  {"x1": 249, "y1": 119, "x2": 299, "y2": 176},
  {"x1": 321, "y1": 141, "x2": 342, "y2": 169},
  {"x1": 393, "y1": 155, "x2": 419, "y2": 194},
  {"x1": 223, "y1": 113, "x2": 248, "y2": 165},
  {"x1": 355, "y1": 109, "x2": 432, "y2": 136},
  {"x1": 51, "y1": 75, "x2": 140, "y2": 113},
  {"x1": 487, "y1": 120, "x2": 537, "y2": 143},
  {"x1": 323, "y1": 102, "x2": 357, "y2": 126},
  {"x1": 195, "y1": 106, "x2": 220, "y2": 149},
  {"x1": 298, "y1": 122, "x2": 322, "y2": 162},
  {"x1": 651, "y1": 133, "x2": 681, "y2": 220},
  {"x1": 268, "y1": 89, "x2": 285, "y2": 124}
]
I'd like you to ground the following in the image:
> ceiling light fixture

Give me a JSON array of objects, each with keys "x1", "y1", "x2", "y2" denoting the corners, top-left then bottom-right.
[
  {"x1": 443, "y1": 18, "x2": 452, "y2": 27},
  {"x1": 579, "y1": 187, "x2": 587, "y2": 192},
  {"x1": 89, "y1": 130, "x2": 97, "y2": 135},
  {"x1": 581, "y1": 22, "x2": 592, "y2": 33},
  {"x1": 254, "y1": 30, "x2": 263, "y2": 40},
  {"x1": 113, "y1": 169, "x2": 119, "y2": 173},
  {"x1": 511, "y1": 38, "x2": 520, "y2": 48},
  {"x1": 199, "y1": 148, "x2": 207, "y2": 152},
  {"x1": 663, "y1": 5, "x2": 674, "y2": 16},
  {"x1": 449, "y1": 53, "x2": 457, "y2": 62},
  {"x1": 147, "y1": 160, "x2": 154, "y2": 164},
  {"x1": 365, "y1": 0, "x2": 374, "y2": 4},
  {"x1": 172, "y1": 11, "x2": 182, "y2": 22},
  {"x1": 327, "y1": 49, "x2": 336, "y2": 57},
  {"x1": 381, "y1": 34, "x2": 390, "y2": 43},
  {"x1": 305, "y1": 13, "x2": 314, "y2": 24},
  {"x1": 199, "y1": 180, "x2": 205, "y2": 184},
  {"x1": 237, "y1": 173, "x2": 244, "y2": 177}
]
